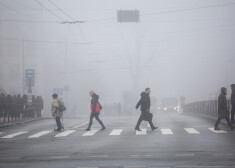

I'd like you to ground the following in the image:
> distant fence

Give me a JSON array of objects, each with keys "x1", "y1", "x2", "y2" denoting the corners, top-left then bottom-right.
[
  {"x1": 0, "y1": 103, "x2": 42, "y2": 124},
  {"x1": 183, "y1": 100, "x2": 231, "y2": 117}
]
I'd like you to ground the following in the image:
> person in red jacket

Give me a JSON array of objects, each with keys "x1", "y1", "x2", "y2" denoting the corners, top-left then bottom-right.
[{"x1": 85, "y1": 90, "x2": 106, "y2": 131}]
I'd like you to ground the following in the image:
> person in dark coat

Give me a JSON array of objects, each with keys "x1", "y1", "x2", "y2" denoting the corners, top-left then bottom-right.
[
  {"x1": 135, "y1": 87, "x2": 157, "y2": 131},
  {"x1": 214, "y1": 87, "x2": 233, "y2": 130},
  {"x1": 85, "y1": 90, "x2": 106, "y2": 131},
  {"x1": 231, "y1": 84, "x2": 235, "y2": 124}
]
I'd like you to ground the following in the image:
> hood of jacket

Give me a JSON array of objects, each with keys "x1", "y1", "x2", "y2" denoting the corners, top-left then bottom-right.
[{"x1": 92, "y1": 93, "x2": 99, "y2": 101}]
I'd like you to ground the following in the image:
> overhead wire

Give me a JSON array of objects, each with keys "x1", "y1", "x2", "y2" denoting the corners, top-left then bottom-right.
[{"x1": 34, "y1": 0, "x2": 64, "y2": 21}]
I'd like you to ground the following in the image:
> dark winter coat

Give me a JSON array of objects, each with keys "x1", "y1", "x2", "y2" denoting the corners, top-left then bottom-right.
[
  {"x1": 218, "y1": 89, "x2": 227, "y2": 112},
  {"x1": 91, "y1": 94, "x2": 99, "y2": 113},
  {"x1": 136, "y1": 92, "x2": 151, "y2": 112},
  {"x1": 231, "y1": 89, "x2": 235, "y2": 106}
]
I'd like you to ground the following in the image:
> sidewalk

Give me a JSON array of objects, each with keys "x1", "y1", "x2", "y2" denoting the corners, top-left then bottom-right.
[{"x1": 0, "y1": 117, "x2": 44, "y2": 128}]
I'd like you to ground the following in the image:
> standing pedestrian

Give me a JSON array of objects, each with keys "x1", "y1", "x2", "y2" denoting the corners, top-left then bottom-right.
[
  {"x1": 51, "y1": 94, "x2": 66, "y2": 131},
  {"x1": 231, "y1": 84, "x2": 235, "y2": 124},
  {"x1": 214, "y1": 87, "x2": 234, "y2": 130},
  {"x1": 85, "y1": 90, "x2": 106, "y2": 131},
  {"x1": 135, "y1": 87, "x2": 158, "y2": 131}
]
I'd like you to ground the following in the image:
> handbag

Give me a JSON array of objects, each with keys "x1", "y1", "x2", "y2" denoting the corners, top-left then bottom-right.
[
  {"x1": 218, "y1": 110, "x2": 229, "y2": 118},
  {"x1": 142, "y1": 112, "x2": 153, "y2": 121}
]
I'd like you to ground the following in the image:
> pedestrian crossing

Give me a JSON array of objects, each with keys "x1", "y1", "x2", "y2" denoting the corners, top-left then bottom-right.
[{"x1": 0, "y1": 127, "x2": 233, "y2": 140}]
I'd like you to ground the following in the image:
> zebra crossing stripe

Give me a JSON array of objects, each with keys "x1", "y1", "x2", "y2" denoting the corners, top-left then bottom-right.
[
  {"x1": 109, "y1": 129, "x2": 123, "y2": 136},
  {"x1": 161, "y1": 129, "x2": 173, "y2": 135},
  {"x1": 1, "y1": 131, "x2": 28, "y2": 139},
  {"x1": 55, "y1": 130, "x2": 76, "y2": 137},
  {"x1": 184, "y1": 128, "x2": 200, "y2": 134},
  {"x1": 82, "y1": 130, "x2": 98, "y2": 136},
  {"x1": 208, "y1": 128, "x2": 227, "y2": 133},
  {"x1": 136, "y1": 129, "x2": 147, "y2": 135},
  {"x1": 28, "y1": 131, "x2": 52, "y2": 138}
]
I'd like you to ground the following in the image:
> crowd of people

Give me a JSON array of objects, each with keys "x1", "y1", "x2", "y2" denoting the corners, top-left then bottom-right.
[{"x1": 0, "y1": 93, "x2": 43, "y2": 123}]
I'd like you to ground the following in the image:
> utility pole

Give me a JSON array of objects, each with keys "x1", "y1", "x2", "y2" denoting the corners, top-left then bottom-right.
[{"x1": 22, "y1": 38, "x2": 25, "y2": 95}]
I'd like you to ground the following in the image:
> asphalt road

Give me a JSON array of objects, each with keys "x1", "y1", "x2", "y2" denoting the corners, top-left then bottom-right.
[{"x1": 0, "y1": 111, "x2": 235, "y2": 168}]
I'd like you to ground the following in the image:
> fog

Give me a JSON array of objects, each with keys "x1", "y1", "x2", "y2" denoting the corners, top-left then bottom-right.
[{"x1": 1, "y1": 0, "x2": 235, "y2": 116}]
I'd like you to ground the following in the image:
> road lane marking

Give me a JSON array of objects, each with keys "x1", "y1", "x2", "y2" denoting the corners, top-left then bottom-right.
[
  {"x1": 88, "y1": 155, "x2": 108, "y2": 158},
  {"x1": 124, "y1": 166, "x2": 147, "y2": 168},
  {"x1": 136, "y1": 129, "x2": 147, "y2": 135},
  {"x1": 49, "y1": 156, "x2": 70, "y2": 159},
  {"x1": 130, "y1": 155, "x2": 152, "y2": 157},
  {"x1": 55, "y1": 130, "x2": 76, "y2": 137},
  {"x1": 1, "y1": 131, "x2": 28, "y2": 139},
  {"x1": 82, "y1": 130, "x2": 98, "y2": 136},
  {"x1": 161, "y1": 128, "x2": 173, "y2": 135},
  {"x1": 73, "y1": 122, "x2": 89, "y2": 129},
  {"x1": 184, "y1": 128, "x2": 200, "y2": 134},
  {"x1": 28, "y1": 131, "x2": 52, "y2": 138},
  {"x1": 208, "y1": 128, "x2": 227, "y2": 133},
  {"x1": 175, "y1": 153, "x2": 195, "y2": 157},
  {"x1": 109, "y1": 129, "x2": 123, "y2": 136},
  {"x1": 77, "y1": 167, "x2": 99, "y2": 168}
]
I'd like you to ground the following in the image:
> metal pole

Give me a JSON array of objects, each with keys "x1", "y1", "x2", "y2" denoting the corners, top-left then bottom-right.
[{"x1": 22, "y1": 38, "x2": 25, "y2": 95}]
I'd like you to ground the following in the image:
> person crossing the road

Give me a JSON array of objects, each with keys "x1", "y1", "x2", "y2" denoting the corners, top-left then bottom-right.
[
  {"x1": 230, "y1": 84, "x2": 235, "y2": 124},
  {"x1": 51, "y1": 94, "x2": 66, "y2": 131},
  {"x1": 214, "y1": 87, "x2": 234, "y2": 130},
  {"x1": 135, "y1": 87, "x2": 158, "y2": 131},
  {"x1": 85, "y1": 90, "x2": 106, "y2": 131}
]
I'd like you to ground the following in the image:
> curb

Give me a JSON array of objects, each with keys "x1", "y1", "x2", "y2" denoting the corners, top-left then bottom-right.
[{"x1": 0, "y1": 117, "x2": 45, "y2": 128}]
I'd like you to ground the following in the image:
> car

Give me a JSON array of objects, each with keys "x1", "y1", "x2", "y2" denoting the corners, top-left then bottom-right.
[{"x1": 161, "y1": 97, "x2": 180, "y2": 112}]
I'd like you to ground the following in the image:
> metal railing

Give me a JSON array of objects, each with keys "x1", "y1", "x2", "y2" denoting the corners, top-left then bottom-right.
[{"x1": 183, "y1": 100, "x2": 231, "y2": 117}]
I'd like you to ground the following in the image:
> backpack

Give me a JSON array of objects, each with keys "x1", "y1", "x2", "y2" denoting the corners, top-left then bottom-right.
[
  {"x1": 58, "y1": 99, "x2": 66, "y2": 112},
  {"x1": 90, "y1": 102, "x2": 102, "y2": 113}
]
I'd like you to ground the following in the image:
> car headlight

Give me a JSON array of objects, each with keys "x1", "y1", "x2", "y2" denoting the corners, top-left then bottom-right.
[
  {"x1": 163, "y1": 107, "x2": 167, "y2": 111},
  {"x1": 174, "y1": 107, "x2": 177, "y2": 110}
]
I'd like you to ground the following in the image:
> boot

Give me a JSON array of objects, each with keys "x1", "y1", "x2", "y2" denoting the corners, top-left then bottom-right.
[{"x1": 85, "y1": 128, "x2": 90, "y2": 131}]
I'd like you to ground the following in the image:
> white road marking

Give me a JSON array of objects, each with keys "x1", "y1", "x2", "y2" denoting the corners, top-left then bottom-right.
[
  {"x1": 184, "y1": 128, "x2": 200, "y2": 134},
  {"x1": 136, "y1": 129, "x2": 147, "y2": 135},
  {"x1": 28, "y1": 131, "x2": 52, "y2": 138},
  {"x1": 0, "y1": 157, "x2": 21, "y2": 160},
  {"x1": 55, "y1": 130, "x2": 76, "y2": 137},
  {"x1": 175, "y1": 153, "x2": 195, "y2": 157},
  {"x1": 161, "y1": 128, "x2": 173, "y2": 135},
  {"x1": 130, "y1": 155, "x2": 152, "y2": 157},
  {"x1": 124, "y1": 166, "x2": 147, "y2": 168},
  {"x1": 49, "y1": 156, "x2": 70, "y2": 159},
  {"x1": 82, "y1": 130, "x2": 98, "y2": 136},
  {"x1": 109, "y1": 129, "x2": 123, "y2": 136},
  {"x1": 88, "y1": 155, "x2": 108, "y2": 158},
  {"x1": 208, "y1": 128, "x2": 227, "y2": 133},
  {"x1": 73, "y1": 122, "x2": 89, "y2": 129},
  {"x1": 1, "y1": 131, "x2": 28, "y2": 139},
  {"x1": 76, "y1": 167, "x2": 99, "y2": 168}
]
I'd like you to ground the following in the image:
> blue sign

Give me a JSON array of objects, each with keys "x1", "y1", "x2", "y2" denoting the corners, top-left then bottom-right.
[
  {"x1": 53, "y1": 88, "x2": 64, "y2": 95},
  {"x1": 26, "y1": 69, "x2": 35, "y2": 79}
]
